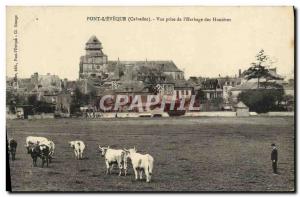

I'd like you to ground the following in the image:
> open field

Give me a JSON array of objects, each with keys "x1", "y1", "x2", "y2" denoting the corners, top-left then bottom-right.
[{"x1": 7, "y1": 117, "x2": 294, "y2": 192}]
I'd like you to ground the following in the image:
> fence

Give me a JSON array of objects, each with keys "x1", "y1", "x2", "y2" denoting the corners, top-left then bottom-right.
[
  {"x1": 28, "y1": 113, "x2": 55, "y2": 120},
  {"x1": 184, "y1": 111, "x2": 237, "y2": 117},
  {"x1": 264, "y1": 112, "x2": 294, "y2": 117}
]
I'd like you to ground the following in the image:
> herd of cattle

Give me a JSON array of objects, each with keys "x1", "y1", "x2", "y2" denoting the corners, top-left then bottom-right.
[{"x1": 7, "y1": 137, "x2": 154, "y2": 183}]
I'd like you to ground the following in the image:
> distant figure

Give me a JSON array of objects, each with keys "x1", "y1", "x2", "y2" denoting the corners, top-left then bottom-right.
[
  {"x1": 271, "y1": 143, "x2": 278, "y2": 174},
  {"x1": 8, "y1": 138, "x2": 17, "y2": 161}
]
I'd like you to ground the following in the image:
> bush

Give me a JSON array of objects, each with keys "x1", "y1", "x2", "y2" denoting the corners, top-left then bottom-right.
[
  {"x1": 35, "y1": 101, "x2": 55, "y2": 113},
  {"x1": 238, "y1": 89, "x2": 284, "y2": 113}
]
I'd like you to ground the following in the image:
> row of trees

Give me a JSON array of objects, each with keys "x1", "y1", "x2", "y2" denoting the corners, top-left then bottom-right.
[
  {"x1": 7, "y1": 93, "x2": 55, "y2": 115},
  {"x1": 7, "y1": 88, "x2": 95, "y2": 116}
]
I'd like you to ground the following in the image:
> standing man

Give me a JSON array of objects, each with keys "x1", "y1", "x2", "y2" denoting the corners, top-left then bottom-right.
[{"x1": 271, "y1": 143, "x2": 278, "y2": 174}]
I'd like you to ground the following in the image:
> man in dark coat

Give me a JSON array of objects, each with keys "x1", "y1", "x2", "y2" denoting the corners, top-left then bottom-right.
[{"x1": 271, "y1": 143, "x2": 278, "y2": 174}]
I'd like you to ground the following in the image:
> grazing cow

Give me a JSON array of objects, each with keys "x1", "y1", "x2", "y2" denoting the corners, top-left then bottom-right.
[
  {"x1": 45, "y1": 140, "x2": 55, "y2": 163},
  {"x1": 28, "y1": 144, "x2": 50, "y2": 167},
  {"x1": 124, "y1": 147, "x2": 154, "y2": 183},
  {"x1": 8, "y1": 138, "x2": 17, "y2": 161},
  {"x1": 25, "y1": 136, "x2": 49, "y2": 153},
  {"x1": 98, "y1": 146, "x2": 128, "y2": 176},
  {"x1": 69, "y1": 140, "x2": 85, "y2": 160}
]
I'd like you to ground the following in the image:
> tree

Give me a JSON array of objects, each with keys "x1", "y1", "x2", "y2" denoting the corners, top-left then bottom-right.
[
  {"x1": 238, "y1": 87, "x2": 285, "y2": 113},
  {"x1": 243, "y1": 50, "x2": 282, "y2": 88},
  {"x1": 35, "y1": 101, "x2": 55, "y2": 113},
  {"x1": 138, "y1": 66, "x2": 168, "y2": 94},
  {"x1": 195, "y1": 89, "x2": 206, "y2": 101},
  {"x1": 70, "y1": 88, "x2": 84, "y2": 114},
  {"x1": 70, "y1": 88, "x2": 96, "y2": 114},
  {"x1": 27, "y1": 94, "x2": 38, "y2": 106}
]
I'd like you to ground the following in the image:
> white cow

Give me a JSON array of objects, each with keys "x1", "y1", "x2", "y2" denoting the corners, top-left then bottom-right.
[
  {"x1": 98, "y1": 146, "x2": 127, "y2": 176},
  {"x1": 124, "y1": 147, "x2": 154, "y2": 183},
  {"x1": 25, "y1": 136, "x2": 49, "y2": 153},
  {"x1": 69, "y1": 140, "x2": 85, "y2": 160}
]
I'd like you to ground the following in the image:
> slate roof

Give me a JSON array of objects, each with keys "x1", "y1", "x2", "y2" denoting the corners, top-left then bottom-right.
[
  {"x1": 231, "y1": 82, "x2": 258, "y2": 91},
  {"x1": 174, "y1": 80, "x2": 193, "y2": 88},
  {"x1": 268, "y1": 69, "x2": 283, "y2": 80},
  {"x1": 116, "y1": 80, "x2": 147, "y2": 92},
  {"x1": 235, "y1": 101, "x2": 248, "y2": 108},
  {"x1": 108, "y1": 60, "x2": 182, "y2": 72},
  {"x1": 86, "y1": 35, "x2": 101, "y2": 44}
]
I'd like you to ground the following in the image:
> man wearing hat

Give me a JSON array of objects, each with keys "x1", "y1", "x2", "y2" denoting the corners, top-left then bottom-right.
[{"x1": 271, "y1": 143, "x2": 278, "y2": 174}]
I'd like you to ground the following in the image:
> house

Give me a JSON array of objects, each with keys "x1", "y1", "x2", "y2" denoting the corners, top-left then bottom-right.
[
  {"x1": 173, "y1": 80, "x2": 193, "y2": 100},
  {"x1": 235, "y1": 101, "x2": 249, "y2": 117},
  {"x1": 283, "y1": 78, "x2": 294, "y2": 97},
  {"x1": 191, "y1": 76, "x2": 241, "y2": 101}
]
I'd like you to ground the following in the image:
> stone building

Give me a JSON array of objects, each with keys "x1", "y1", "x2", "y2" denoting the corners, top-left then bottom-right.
[
  {"x1": 75, "y1": 35, "x2": 195, "y2": 112},
  {"x1": 79, "y1": 35, "x2": 109, "y2": 80},
  {"x1": 79, "y1": 36, "x2": 185, "y2": 83},
  {"x1": 78, "y1": 35, "x2": 190, "y2": 96}
]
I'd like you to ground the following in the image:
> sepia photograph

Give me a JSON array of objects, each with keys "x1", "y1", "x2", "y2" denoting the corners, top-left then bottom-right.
[{"x1": 6, "y1": 6, "x2": 295, "y2": 192}]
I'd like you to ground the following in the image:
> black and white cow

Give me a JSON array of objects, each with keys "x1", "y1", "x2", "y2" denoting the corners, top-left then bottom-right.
[{"x1": 28, "y1": 144, "x2": 50, "y2": 168}]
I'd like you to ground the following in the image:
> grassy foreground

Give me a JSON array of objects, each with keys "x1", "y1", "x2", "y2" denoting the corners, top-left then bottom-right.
[{"x1": 7, "y1": 117, "x2": 294, "y2": 192}]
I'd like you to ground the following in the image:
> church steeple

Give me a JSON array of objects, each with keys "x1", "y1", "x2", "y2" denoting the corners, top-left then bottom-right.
[
  {"x1": 85, "y1": 35, "x2": 104, "y2": 56},
  {"x1": 79, "y1": 35, "x2": 108, "y2": 79}
]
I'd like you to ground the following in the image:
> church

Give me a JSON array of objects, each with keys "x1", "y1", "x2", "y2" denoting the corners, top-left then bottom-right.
[
  {"x1": 78, "y1": 35, "x2": 193, "y2": 102},
  {"x1": 79, "y1": 35, "x2": 185, "y2": 83},
  {"x1": 79, "y1": 35, "x2": 109, "y2": 80}
]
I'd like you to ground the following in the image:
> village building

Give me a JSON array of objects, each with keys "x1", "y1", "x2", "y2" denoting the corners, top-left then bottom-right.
[
  {"x1": 235, "y1": 101, "x2": 250, "y2": 117},
  {"x1": 283, "y1": 78, "x2": 294, "y2": 97},
  {"x1": 191, "y1": 76, "x2": 242, "y2": 101},
  {"x1": 6, "y1": 72, "x2": 62, "y2": 100}
]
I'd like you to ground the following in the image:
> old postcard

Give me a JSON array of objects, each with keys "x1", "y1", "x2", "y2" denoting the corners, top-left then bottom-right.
[{"x1": 6, "y1": 6, "x2": 294, "y2": 192}]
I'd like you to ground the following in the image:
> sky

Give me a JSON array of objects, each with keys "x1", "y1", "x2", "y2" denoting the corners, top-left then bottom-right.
[{"x1": 6, "y1": 6, "x2": 294, "y2": 80}]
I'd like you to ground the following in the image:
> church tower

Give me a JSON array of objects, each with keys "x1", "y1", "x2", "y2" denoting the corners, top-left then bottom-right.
[{"x1": 79, "y1": 35, "x2": 108, "y2": 80}]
